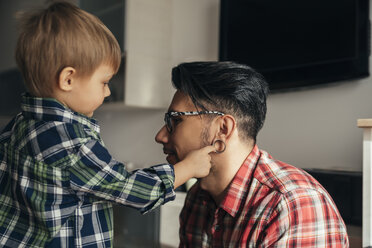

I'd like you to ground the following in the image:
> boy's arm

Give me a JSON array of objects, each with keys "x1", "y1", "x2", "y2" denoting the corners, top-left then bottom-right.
[
  {"x1": 69, "y1": 139, "x2": 176, "y2": 213},
  {"x1": 69, "y1": 139, "x2": 214, "y2": 213}
]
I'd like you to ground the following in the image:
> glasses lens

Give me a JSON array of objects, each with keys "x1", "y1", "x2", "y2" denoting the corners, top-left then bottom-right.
[{"x1": 164, "y1": 113, "x2": 172, "y2": 133}]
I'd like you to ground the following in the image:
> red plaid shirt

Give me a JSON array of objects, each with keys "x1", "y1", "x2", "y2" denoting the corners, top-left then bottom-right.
[{"x1": 179, "y1": 145, "x2": 349, "y2": 247}]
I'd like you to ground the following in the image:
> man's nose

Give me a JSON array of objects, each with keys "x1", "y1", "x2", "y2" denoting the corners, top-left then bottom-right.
[{"x1": 155, "y1": 125, "x2": 169, "y2": 144}]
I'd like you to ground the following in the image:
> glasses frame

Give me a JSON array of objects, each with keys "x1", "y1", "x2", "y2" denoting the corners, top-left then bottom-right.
[{"x1": 164, "y1": 110, "x2": 225, "y2": 133}]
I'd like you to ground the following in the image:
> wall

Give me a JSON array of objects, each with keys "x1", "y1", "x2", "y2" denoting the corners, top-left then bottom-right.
[
  {"x1": 94, "y1": 107, "x2": 167, "y2": 168},
  {"x1": 259, "y1": 79, "x2": 372, "y2": 171},
  {"x1": 1, "y1": 0, "x2": 371, "y2": 172},
  {"x1": 0, "y1": 0, "x2": 22, "y2": 71}
]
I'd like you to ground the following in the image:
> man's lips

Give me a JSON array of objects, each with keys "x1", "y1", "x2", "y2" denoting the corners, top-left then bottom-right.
[
  {"x1": 163, "y1": 148, "x2": 178, "y2": 163},
  {"x1": 163, "y1": 148, "x2": 176, "y2": 155}
]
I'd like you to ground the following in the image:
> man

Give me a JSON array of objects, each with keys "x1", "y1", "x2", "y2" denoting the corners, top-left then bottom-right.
[{"x1": 155, "y1": 61, "x2": 349, "y2": 247}]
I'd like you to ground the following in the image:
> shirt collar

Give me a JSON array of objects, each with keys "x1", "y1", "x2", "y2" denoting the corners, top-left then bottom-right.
[
  {"x1": 21, "y1": 93, "x2": 100, "y2": 133},
  {"x1": 219, "y1": 145, "x2": 261, "y2": 217}
]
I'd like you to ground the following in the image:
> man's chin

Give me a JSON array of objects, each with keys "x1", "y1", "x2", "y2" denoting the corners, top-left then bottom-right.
[{"x1": 166, "y1": 154, "x2": 179, "y2": 165}]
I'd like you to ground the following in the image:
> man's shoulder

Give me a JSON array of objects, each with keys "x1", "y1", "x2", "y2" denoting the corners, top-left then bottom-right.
[
  {"x1": 254, "y1": 150, "x2": 324, "y2": 196},
  {"x1": 252, "y1": 150, "x2": 341, "y2": 217}
]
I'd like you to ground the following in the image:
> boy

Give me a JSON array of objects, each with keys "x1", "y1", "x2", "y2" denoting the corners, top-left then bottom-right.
[{"x1": 0, "y1": 1, "x2": 214, "y2": 247}]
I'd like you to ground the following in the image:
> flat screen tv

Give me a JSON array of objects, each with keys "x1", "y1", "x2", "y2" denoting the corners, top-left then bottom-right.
[{"x1": 219, "y1": 0, "x2": 370, "y2": 91}]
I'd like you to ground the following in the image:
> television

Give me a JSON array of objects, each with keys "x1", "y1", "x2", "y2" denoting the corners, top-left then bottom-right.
[{"x1": 219, "y1": 0, "x2": 370, "y2": 91}]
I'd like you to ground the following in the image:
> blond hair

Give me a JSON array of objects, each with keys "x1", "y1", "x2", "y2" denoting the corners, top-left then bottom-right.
[{"x1": 15, "y1": 1, "x2": 121, "y2": 97}]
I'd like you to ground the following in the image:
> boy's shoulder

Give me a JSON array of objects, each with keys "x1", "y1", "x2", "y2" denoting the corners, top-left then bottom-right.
[
  {"x1": 33, "y1": 119, "x2": 93, "y2": 148},
  {"x1": 2, "y1": 114, "x2": 98, "y2": 164}
]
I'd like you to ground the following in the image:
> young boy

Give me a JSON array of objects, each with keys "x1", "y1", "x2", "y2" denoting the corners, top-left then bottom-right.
[{"x1": 0, "y1": 1, "x2": 214, "y2": 247}]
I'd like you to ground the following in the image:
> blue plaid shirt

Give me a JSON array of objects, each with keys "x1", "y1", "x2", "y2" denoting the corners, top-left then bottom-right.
[{"x1": 0, "y1": 94, "x2": 175, "y2": 247}]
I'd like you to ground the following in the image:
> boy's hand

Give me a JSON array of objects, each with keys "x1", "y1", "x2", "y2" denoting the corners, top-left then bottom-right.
[
  {"x1": 173, "y1": 145, "x2": 215, "y2": 189},
  {"x1": 184, "y1": 145, "x2": 215, "y2": 178}
]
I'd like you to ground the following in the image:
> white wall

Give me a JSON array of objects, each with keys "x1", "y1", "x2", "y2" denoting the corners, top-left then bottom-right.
[
  {"x1": 94, "y1": 107, "x2": 167, "y2": 168},
  {"x1": 1, "y1": 0, "x2": 371, "y2": 172},
  {"x1": 259, "y1": 78, "x2": 371, "y2": 171}
]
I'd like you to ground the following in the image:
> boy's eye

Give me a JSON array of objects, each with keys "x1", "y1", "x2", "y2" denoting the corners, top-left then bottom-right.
[{"x1": 103, "y1": 82, "x2": 109, "y2": 86}]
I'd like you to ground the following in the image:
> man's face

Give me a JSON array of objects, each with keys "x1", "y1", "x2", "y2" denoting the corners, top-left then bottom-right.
[{"x1": 155, "y1": 90, "x2": 211, "y2": 165}]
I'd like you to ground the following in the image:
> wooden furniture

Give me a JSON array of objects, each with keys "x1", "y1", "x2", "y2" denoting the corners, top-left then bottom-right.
[{"x1": 357, "y1": 119, "x2": 372, "y2": 248}]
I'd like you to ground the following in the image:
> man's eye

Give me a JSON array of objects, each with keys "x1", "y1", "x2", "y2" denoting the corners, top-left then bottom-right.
[{"x1": 172, "y1": 118, "x2": 182, "y2": 125}]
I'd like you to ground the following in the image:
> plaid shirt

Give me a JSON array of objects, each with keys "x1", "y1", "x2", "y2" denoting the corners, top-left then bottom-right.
[
  {"x1": 179, "y1": 145, "x2": 349, "y2": 247},
  {"x1": 0, "y1": 94, "x2": 175, "y2": 247}
]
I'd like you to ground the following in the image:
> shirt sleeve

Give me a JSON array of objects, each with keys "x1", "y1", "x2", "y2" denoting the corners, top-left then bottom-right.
[
  {"x1": 261, "y1": 188, "x2": 349, "y2": 247},
  {"x1": 68, "y1": 138, "x2": 176, "y2": 214}
]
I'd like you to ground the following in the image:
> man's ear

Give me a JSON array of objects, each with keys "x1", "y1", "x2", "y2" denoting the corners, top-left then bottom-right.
[
  {"x1": 217, "y1": 115, "x2": 236, "y2": 141},
  {"x1": 58, "y1": 67, "x2": 76, "y2": 92}
]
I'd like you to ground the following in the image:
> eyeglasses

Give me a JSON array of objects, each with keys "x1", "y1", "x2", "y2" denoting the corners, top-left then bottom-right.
[{"x1": 164, "y1": 111, "x2": 225, "y2": 133}]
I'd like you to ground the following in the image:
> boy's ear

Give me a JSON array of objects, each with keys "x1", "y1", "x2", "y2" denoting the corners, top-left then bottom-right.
[{"x1": 58, "y1": 67, "x2": 76, "y2": 92}]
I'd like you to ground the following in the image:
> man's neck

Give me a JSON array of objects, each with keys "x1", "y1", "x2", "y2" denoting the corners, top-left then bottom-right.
[{"x1": 199, "y1": 139, "x2": 254, "y2": 205}]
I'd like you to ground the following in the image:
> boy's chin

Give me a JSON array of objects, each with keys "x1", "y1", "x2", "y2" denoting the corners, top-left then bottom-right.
[{"x1": 81, "y1": 111, "x2": 94, "y2": 117}]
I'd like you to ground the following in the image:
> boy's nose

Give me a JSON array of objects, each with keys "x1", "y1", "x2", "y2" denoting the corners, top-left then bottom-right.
[
  {"x1": 155, "y1": 125, "x2": 169, "y2": 144},
  {"x1": 105, "y1": 87, "x2": 111, "y2": 97}
]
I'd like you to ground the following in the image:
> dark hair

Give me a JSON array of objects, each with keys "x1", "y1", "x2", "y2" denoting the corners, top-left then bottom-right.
[{"x1": 171, "y1": 61, "x2": 269, "y2": 141}]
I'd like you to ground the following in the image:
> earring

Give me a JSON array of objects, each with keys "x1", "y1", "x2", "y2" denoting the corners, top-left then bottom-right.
[{"x1": 213, "y1": 139, "x2": 226, "y2": 153}]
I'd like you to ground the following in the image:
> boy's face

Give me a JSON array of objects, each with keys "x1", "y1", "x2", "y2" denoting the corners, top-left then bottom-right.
[{"x1": 69, "y1": 64, "x2": 114, "y2": 117}]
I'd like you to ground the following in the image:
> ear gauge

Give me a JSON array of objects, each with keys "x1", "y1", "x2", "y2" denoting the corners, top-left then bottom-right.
[{"x1": 213, "y1": 139, "x2": 226, "y2": 153}]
